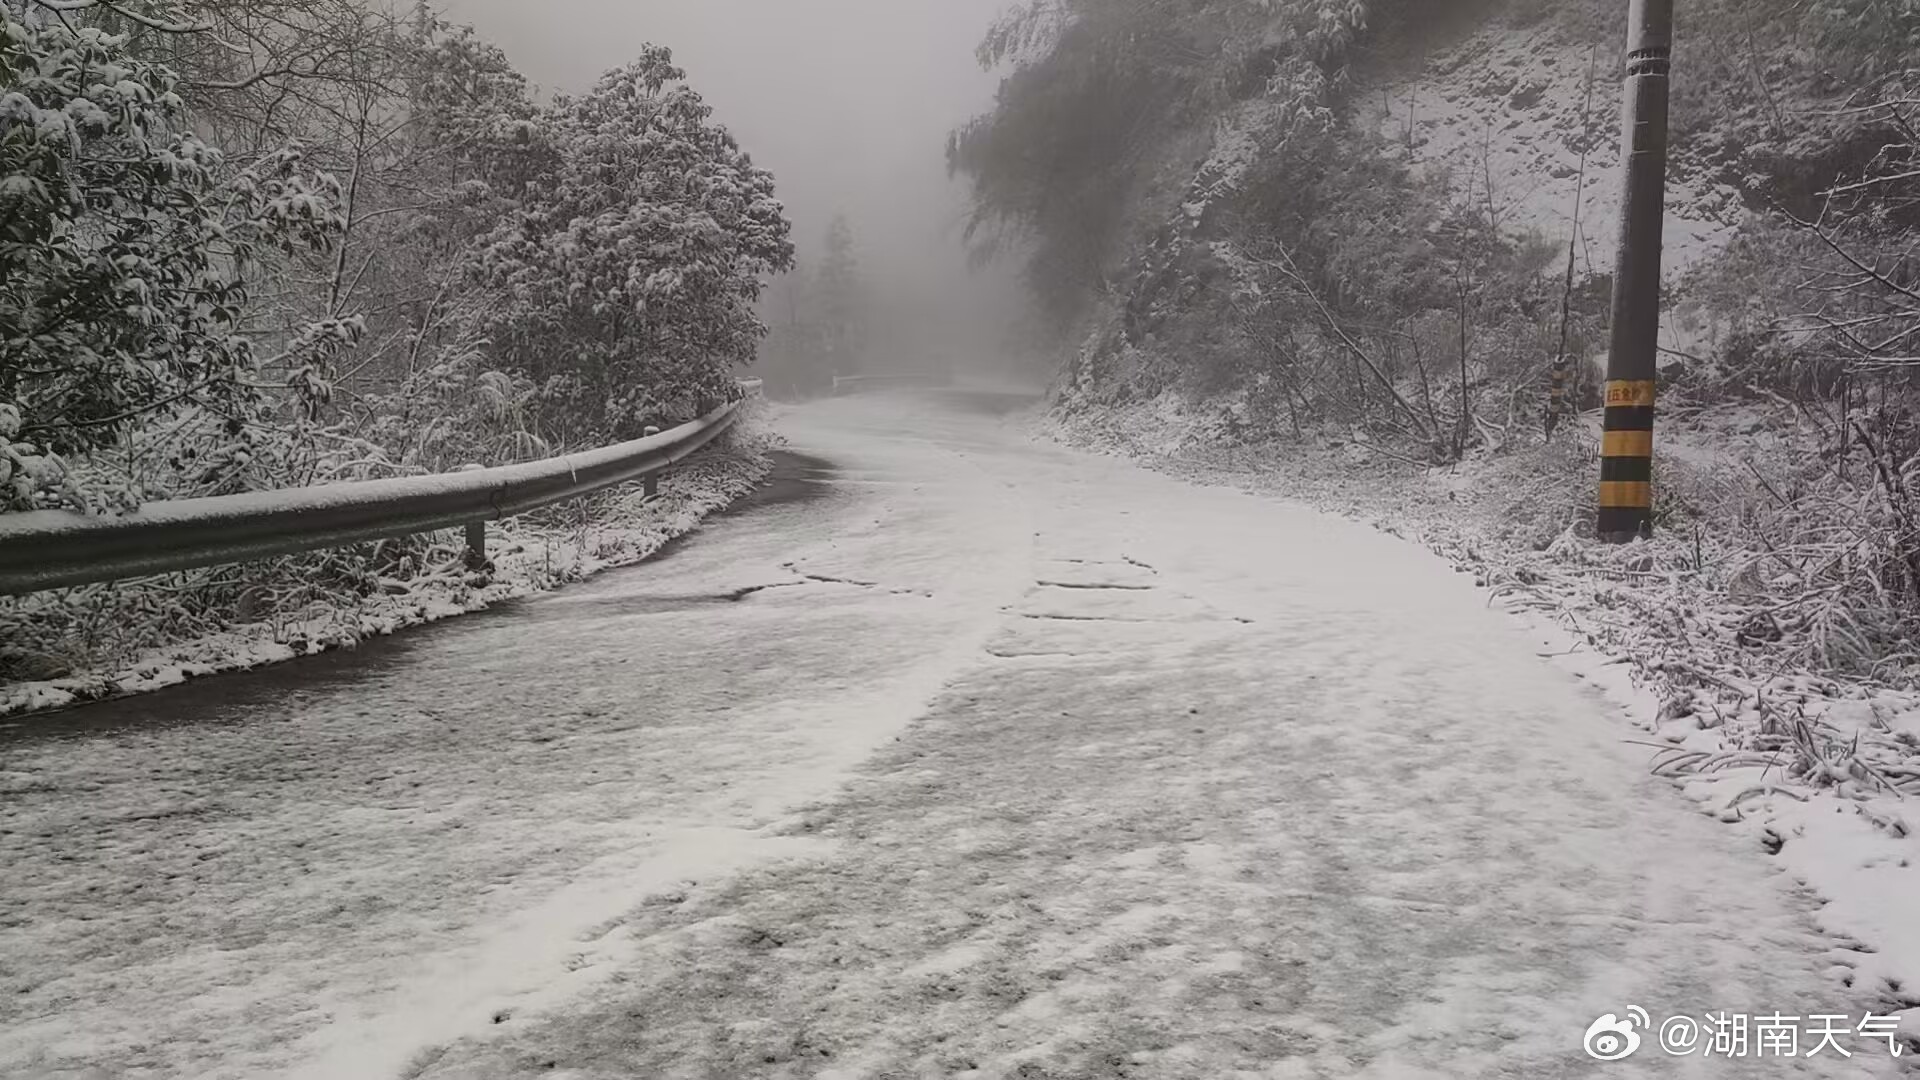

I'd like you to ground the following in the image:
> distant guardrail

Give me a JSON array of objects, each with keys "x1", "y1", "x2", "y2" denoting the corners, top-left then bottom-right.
[
  {"x1": 0, "y1": 393, "x2": 754, "y2": 597},
  {"x1": 831, "y1": 373, "x2": 951, "y2": 394}
]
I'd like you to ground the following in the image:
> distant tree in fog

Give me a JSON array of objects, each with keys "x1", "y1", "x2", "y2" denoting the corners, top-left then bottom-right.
[
  {"x1": 819, "y1": 214, "x2": 868, "y2": 375},
  {"x1": 757, "y1": 264, "x2": 831, "y2": 399}
]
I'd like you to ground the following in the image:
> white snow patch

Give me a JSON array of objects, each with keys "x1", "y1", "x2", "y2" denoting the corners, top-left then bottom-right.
[
  {"x1": 1367, "y1": 23, "x2": 1741, "y2": 279},
  {"x1": 1053, "y1": 390, "x2": 1920, "y2": 1042},
  {"x1": 282, "y1": 828, "x2": 833, "y2": 1080}
]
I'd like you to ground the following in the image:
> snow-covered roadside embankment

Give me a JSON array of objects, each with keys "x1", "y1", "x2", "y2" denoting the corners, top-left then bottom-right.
[
  {"x1": 0, "y1": 409, "x2": 780, "y2": 719},
  {"x1": 1048, "y1": 394, "x2": 1920, "y2": 1043}
]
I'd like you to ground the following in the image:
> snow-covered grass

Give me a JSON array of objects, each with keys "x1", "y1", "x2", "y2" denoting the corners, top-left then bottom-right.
[
  {"x1": 1048, "y1": 390, "x2": 1920, "y2": 1030},
  {"x1": 0, "y1": 408, "x2": 779, "y2": 721}
]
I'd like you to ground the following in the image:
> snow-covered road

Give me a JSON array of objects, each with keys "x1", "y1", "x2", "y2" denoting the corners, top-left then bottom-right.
[{"x1": 1, "y1": 393, "x2": 1907, "y2": 1079}]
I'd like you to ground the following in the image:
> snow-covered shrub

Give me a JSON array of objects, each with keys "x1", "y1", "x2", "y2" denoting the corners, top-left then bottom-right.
[
  {"x1": 357, "y1": 337, "x2": 551, "y2": 473},
  {"x1": 1726, "y1": 409, "x2": 1920, "y2": 676},
  {"x1": 0, "y1": 8, "x2": 350, "y2": 512}
]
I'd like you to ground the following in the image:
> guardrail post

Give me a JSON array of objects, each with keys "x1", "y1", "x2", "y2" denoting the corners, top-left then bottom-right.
[
  {"x1": 642, "y1": 426, "x2": 662, "y2": 499},
  {"x1": 464, "y1": 520, "x2": 487, "y2": 569}
]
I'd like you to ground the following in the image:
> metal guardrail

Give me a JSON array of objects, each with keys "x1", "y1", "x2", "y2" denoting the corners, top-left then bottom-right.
[
  {"x1": 0, "y1": 397, "x2": 750, "y2": 597},
  {"x1": 831, "y1": 373, "x2": 950, "y2": 394}
]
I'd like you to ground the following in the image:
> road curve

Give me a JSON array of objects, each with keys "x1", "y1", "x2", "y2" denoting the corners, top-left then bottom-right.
[{"x1": 0, "y1": 393, "x2": 1900, "y2": 1079}]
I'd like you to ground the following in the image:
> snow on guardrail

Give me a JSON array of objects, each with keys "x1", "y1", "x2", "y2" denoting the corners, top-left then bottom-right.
[{"x1": 0, "y1": 397, "x2": 748, "y2": 596}]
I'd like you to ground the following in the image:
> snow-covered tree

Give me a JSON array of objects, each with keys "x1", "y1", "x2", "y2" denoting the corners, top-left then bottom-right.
[
  {"x1": 818, "y1": 214, "x2": 865, "y2": 375},
  {"x1": 273, "y1": 13, "x2": 548, "y2": 422},
  {"x1": 409, "y1": 16, "x2": 552, "y2": 214},
  {"x1": 471, "y1": 46, "x2": 794, "y2": 441},
  {"x1": 754, "y1": 261, "x2": 834, "y2": 398},
  {"x1": 0, "y1": 7, "x2": 351, "y2": 511}
]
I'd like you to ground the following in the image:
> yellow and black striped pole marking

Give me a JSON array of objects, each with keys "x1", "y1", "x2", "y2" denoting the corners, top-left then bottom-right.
[
  {"x1": 1597, "y1": 0, "x2": 1671, "y2": 543},
  {"x1": 1598, "y1": 379, "x2": 1654, "y2": 538},
  {"x1": 1545, "y1": 359, "x2": 1569, "y2": 437}
]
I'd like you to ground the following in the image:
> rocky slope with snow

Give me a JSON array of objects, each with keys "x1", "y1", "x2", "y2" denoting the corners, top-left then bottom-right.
[{"x1": 1360, "y1": 14, "x2": 1744, "y2": 284}]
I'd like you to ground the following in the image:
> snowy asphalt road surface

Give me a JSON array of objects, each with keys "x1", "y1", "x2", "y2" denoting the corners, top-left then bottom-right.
[{"x1": 1, "y1": 393, "x2": 1907, "y2": 1079}]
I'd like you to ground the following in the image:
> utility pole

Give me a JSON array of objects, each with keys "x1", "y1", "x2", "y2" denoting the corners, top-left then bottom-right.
[{"x1": 1597, "y1": 0, "x2": 1672, "y2": 542}]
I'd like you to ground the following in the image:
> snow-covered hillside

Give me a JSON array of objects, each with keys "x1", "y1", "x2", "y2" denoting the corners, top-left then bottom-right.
[{"x1": 1362, "y1": 19, "x2": 1745, "y2": 282}]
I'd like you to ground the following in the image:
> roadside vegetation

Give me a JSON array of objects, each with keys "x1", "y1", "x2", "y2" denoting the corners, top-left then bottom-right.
[
  {"x1": 951, "y1": 0, "x2": 1920, "y2": 793},
  {"x1": 1, "y1": 0, "x2": 790, "y2": 700}
]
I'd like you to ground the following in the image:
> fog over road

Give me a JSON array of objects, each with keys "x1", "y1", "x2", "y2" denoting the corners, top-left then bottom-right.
[{"x1": 0, "y1": 394, "x2": 1897, "y2": 1079}]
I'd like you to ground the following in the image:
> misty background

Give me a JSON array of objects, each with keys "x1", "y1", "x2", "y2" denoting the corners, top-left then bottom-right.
[{"x1": 437, "y1": 0, "x2": 1035, "y2": 377}]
